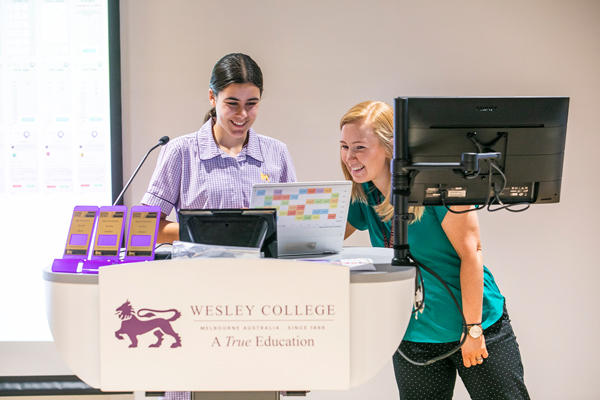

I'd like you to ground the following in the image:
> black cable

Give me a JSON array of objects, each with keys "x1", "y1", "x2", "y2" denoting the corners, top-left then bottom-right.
[
  {"x1": 440, "y1": 191, "x2": 486, "y2": 214},
  {"x1": 396, "y1": 250, "x2": 468, "y2": 366},
  {"x1": 439, "y1": 159, "x2": 494, "y2": 214},
  {"x1": 441, "y1": 158, "x2": 530, "y2": 214},
  {"x1": 441, "y1": 199, "x2": 485, "y2": 214},
  {"x1": 486, "y1": 161, "x2": 530, "y2": 212},
  {"x1": 154, "y1": 242, "x2": 172, "y2": 259},
  {"x1": 488, "y1": 202, "x2": 530, "y2": 212}
]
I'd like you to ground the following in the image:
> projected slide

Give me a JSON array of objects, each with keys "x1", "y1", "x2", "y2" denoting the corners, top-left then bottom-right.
[{"x1": 0, "y1": 0, "x2": 116, "y2": 342}]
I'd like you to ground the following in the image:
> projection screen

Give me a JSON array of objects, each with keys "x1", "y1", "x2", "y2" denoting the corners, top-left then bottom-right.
[{"x1": 0, "y1": 0, "x2": 122, "y2": 378}]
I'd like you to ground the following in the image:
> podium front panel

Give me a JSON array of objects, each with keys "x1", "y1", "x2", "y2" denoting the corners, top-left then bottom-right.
[{"x1": 98, "y1": 258, "x2": 350, "y2": 391}]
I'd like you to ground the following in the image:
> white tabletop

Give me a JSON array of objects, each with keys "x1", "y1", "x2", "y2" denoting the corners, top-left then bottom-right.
[{"x1": 44, "y1": 247, "x2": 415, "y2": 285}]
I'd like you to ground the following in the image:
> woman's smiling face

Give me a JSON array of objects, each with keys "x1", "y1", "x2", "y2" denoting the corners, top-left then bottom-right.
[
  {"x1": 209, "y1": 82, "x2": 261, "y2": 145},
  {"x1": 340, "y1": 120, "x2": 390, "y2": 186}
]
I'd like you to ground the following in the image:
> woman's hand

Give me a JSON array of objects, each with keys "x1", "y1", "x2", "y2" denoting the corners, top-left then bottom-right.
[{"x1": 461, "y1": 334, "x2": 489, "y2": 367}]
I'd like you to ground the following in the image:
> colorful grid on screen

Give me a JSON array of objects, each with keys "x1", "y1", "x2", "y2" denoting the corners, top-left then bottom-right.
[{"x1": 254, "y1": 186, "x2": 343, "y2": 221}]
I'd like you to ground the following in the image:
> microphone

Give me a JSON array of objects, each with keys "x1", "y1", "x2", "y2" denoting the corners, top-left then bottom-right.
[
  {"x1": 157, "y1": 135, "x2": 169, "y2": 146},
  {"x1": 113, "y1": 136, "x2": 170, "y2": 206}
]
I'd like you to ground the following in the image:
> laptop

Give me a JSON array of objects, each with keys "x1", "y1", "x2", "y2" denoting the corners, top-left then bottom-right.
[{"x1": 250, "y1": 181, "x2": 352, "y2": 257}]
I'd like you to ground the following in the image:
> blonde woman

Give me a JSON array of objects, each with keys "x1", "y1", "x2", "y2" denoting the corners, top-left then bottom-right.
[{"x1": 340, "y1": 101, "x2": 529, "y2": 400}]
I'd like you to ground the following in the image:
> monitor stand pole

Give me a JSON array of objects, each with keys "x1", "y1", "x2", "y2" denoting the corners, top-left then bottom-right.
[
  {"x1": 391, "y1": 163, "x2": 415, "y2": 267},
  {"x1": 392, "y1": 98, "x2": 417, "y2": 267}
]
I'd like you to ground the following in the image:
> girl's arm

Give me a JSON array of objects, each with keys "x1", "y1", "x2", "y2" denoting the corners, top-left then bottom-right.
[{"x1": 157, "y1": 213, "x2": 179, "y2": 243}]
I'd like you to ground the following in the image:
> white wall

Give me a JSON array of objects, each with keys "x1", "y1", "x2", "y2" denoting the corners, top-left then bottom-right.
[{"x1": 120, "y1": 1, "x2": 600, "y2": 399}]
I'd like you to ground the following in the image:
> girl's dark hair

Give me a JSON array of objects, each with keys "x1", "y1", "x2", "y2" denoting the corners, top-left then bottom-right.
[{"x1": 204, "y1": 53, "x2": 263, "y2": 122}]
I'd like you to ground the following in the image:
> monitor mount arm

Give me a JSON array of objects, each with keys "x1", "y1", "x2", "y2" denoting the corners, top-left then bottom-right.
[{"x1": 391, "y1": 100, "x2": 500, "y2": 266}]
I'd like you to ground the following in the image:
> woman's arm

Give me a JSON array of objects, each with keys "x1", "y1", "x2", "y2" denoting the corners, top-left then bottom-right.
[
  {"x1": 441, "y1": 206, "x2": 489, "y2": 368},
  {"x1": 157, "y1": 213, "x2": 180, "y2": 244}
]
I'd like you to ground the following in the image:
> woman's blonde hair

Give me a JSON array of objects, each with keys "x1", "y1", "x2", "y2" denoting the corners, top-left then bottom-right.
[{"x1": 339, "y1": 101, "x2": 423, "y2": 222}]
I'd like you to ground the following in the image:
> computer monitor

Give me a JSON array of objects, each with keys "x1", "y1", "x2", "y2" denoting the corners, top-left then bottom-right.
[
  {"x1": 394, "y1": 96, "x2": 569, "y2": 206},
  {"x1": 178, "y1": 209, "x2": 278, "y2": 258}
]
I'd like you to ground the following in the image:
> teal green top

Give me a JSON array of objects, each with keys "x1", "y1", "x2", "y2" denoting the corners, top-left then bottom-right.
[{"x1": 347, "y1": 182, "x2": 505, "y2": 343}]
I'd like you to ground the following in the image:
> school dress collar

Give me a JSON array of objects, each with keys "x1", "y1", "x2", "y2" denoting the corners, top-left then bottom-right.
[
  {"x1": 244, "y1": 129, "x2": 264, "y2": 163},
  {"x1": 197, "y1": 119, "x2": 264, "y2": 162}
]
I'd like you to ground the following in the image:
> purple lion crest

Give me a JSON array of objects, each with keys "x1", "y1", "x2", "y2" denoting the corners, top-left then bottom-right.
[{"x1": 114, "y1": 300, "x2": 182, "y2": 348}]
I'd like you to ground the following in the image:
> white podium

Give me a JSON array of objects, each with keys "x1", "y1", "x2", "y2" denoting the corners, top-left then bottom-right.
[{"x1": 44, "y1": 247, "x2": 415, "y2": 399}]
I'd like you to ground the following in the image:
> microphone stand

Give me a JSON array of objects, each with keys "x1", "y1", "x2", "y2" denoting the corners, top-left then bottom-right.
[{"x1": 113, "y1": 136, "x2": 170, "y2": 206}]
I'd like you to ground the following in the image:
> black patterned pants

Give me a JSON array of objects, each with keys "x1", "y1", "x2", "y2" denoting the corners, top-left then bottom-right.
[{"x1": 393, "y1": 304, "x2": 530, "y2": 400}]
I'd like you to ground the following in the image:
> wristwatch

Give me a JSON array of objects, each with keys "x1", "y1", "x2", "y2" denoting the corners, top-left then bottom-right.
[{"x1": 467, "y1": 324, "x2": 483, "y2": 339}]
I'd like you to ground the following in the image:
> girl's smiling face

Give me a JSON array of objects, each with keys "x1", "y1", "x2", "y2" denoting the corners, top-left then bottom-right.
[
  {"x1": 209, "y1": 82, "x2": 261, "y2": 146},
  {"x1": 340, "y1": 120, "x2": 390, "y2": 189}
]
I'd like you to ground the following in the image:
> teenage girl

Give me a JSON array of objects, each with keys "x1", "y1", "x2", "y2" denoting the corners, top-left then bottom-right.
[{"x1": 142, "y1": 53, "x2": 297, "y2": 243}]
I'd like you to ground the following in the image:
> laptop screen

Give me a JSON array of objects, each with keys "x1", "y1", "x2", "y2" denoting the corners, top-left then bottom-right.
[{"x1": 250, "y1": 181, "x2": 352, "y2": 256}]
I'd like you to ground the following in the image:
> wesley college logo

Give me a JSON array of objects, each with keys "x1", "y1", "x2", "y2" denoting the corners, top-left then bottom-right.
[{"x1": 114, "y1": 300, "x2": 182, "y2": 348}]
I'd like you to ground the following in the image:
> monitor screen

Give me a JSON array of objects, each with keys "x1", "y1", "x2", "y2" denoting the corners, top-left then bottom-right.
[
  {"x1": 394, "y1": 97, "x2": 569, "y2": 206},
  {"x1": 178, "y1": 209, "x2": 278, "y2": 258}
]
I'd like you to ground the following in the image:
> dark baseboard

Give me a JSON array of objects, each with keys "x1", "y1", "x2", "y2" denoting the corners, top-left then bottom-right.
[{"x1": 0, "y1": 375, "x2": 132, "y2": 397}]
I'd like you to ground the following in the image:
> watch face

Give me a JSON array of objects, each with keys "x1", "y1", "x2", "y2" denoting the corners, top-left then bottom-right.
[{"x1": 469, "y1": 325, "x2": 483, "y2": 338}]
